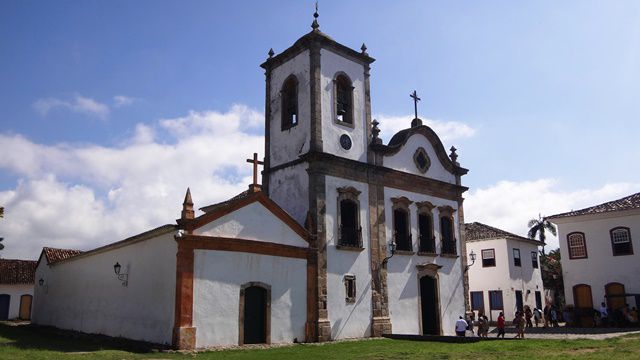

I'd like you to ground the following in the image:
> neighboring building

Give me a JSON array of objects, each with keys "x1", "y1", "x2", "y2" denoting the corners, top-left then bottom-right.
[
  {"x1": 465, "y1": 222, "x2": 544, "y2": 322},
  {"x1": 33, "y1": 12, "x2": 470, "y2": 349},
  {"x1": 0, "y1": 259, "x2": 37, "y2": 320},
  {"x1": 548, "y1": 192, "x2": 640, "y2": 324}
]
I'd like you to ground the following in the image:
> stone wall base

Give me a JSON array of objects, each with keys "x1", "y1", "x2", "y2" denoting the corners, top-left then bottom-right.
[
  {"x1": 173, "y1": 326, "x2": 196, "y2": 350},
  {"x1": 317, "y1": 319, "x2": 332, "y2": 342},
  {"x1": 371, "y1": 316, "x2": 392, "y2": 337}
]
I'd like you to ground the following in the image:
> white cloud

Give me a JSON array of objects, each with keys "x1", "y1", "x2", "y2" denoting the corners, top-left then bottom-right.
[
  {"x1": 0, "y1": 105, "x2": 264, "y2": 259},
  {"x1": 113, "y1": 95, "x2": 135, "y2": 107},
  {"x1": 375, "y1": 114, "x2": 476, "y2": 145},
  {"x1": 32, "y1": 95, "x2": 110, "y2": 119},
  {"x1": 465, "y1": 179, "x2": 640, "y2": 251}
]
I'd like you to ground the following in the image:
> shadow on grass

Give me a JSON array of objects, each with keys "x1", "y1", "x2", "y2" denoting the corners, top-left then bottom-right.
[{"x1": 0, "y1": 322, "x2": 169, "y2": 354}]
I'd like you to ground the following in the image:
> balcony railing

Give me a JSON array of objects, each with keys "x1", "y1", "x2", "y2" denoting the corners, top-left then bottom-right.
[{"x1": 339, "y1": 225, "x2": 362, "y2": 248}]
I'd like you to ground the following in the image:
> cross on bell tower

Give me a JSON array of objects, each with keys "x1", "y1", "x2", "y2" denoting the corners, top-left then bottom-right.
[
  {"x1": 246, "y1": 152, "x2": 264, "y2": 192},
  {"x1": 410, "y1": 90, "x2": 423, "y2": 127}
]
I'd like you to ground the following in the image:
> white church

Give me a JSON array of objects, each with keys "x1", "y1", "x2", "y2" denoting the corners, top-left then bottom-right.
[{"x1": 32, "y1": 13, "x2": 470, "y2": 349}]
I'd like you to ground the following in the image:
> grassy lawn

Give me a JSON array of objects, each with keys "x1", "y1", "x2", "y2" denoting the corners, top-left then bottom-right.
[{"x1": 1, "y1": 323, "x2": 640, "y2": 359}]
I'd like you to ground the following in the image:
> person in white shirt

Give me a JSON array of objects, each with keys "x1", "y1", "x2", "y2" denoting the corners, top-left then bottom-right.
[
  {"x1": 599, "y1": 302, "x2": 609, "y2": 326},
  {"x1": 455, "y1": 316, "x2": 468, "y2": 337}
]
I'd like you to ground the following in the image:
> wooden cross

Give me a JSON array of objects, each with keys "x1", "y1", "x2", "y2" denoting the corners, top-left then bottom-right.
[
  {"x1": 410, "y1": 90, "x2": 421, "y2": 119},
  {"x1": 246, "y1": 153, "x2": 264, "y2": 189}
]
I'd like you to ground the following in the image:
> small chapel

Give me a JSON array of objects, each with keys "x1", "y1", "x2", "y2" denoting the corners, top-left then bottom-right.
[{"x1": 32, "y1": 11, "x2": 470, "y2": 350}]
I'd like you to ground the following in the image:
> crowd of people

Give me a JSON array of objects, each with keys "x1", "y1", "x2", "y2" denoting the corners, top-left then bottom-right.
[{"x1": 455, "y1": 302, "x2": 639, "y2": 339}]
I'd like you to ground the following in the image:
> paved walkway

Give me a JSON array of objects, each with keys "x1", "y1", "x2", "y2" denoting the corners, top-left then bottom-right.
[{"x1": 470, "y1": 325, "x2": 640, "y2": 340}]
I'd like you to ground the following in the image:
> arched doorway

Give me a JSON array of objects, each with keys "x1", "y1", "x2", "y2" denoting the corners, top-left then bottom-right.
[
  {"x1": 420, "y1": 275, "x2": 440, "y2": 335},
  {"x1": 239, "y1": 282, "x2": 271, "y2": 345},
  {"x1": 605, "y1": 282, "x2": 626, "y2": 311},
  {"x1": 573, "y1": 284, "x2": 593, "y2": 327},
  {"x1": 19, "y1": 294, "x2": 32, "y2": 320},
  {"x1": 0, "y1": 294, "x2": 9, "y2": 320}
]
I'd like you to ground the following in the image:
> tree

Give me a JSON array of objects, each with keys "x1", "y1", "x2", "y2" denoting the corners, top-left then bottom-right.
[
  {"x1": 0, "y1": 206, "x2": 3, "y2": 251},
  {"x1": 540, "y1": 248, "x2": 564, "y2": 307},
  {"x1": 528, "y1": 214, "x2": 556, "y2": 255}
]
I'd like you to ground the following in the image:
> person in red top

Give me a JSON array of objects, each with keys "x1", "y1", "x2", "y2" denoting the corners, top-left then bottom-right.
[{"x1": 497, "y1": 311, "x2": 506, "y2": 338}]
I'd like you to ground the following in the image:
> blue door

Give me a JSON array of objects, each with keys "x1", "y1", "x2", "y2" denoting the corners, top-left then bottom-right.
[{"x1": 0, "y1": 294, "x2": 10, "y2": 320}]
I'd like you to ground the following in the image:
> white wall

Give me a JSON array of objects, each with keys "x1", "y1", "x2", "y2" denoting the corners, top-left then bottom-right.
[
  {"x1": 320, "y1": 49, "x2": 367, "y2": 163},
  {"x1": 0, "y1": 283, "x2": 33, "y2": 320},
  {"x1": 32, "y1": 232, "x2": 177, "y2": 345},
  {"x1": 554, "y1": 211, "x2": 640, "y2": 308},
  {"x1": 324, "y1": 176, "x2": 372, "y2": 339},
  {"x1": 196, "y1": 201, "x2": 307, "y2": 248},
  {"x1": 268, "y1": 163, "x2": 309, "y2": 226},
  {"x1": 467, "y1": 238, "x2": 544, "y2": 321},
  {"x1": 383, "y1": 135, "x2": 456, "y2": 185},
  {"x1": 384, "y1": 187, "x2": 465, "y2": 336},
  {"x1": 269, "y1": 50, "x2": 311, "y2": 168},
  {"x1": 192, "y1": 250, "x2": 307, "y2": 348}
]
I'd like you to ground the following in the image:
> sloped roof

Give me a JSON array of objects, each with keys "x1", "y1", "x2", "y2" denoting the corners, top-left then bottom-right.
[
  {"x1": 548, "y1": 192, "x2": 640, "y2": 220},
  {"x1": 465, "y1": 222, "x2": 541, "y2": 245},
  {"x1": 0, "y1": 259, "x2": 37, "y2": 284},
  {"x1": 42, "y1": 247, "x2": 83, "y2": 264},
  {"x1": 199, "y1": 189, "x2": 253, "y2": 214}
]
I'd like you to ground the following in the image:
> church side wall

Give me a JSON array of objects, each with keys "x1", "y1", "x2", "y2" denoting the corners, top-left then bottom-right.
[
  {"x1": 0, "y1": 283, "x2": 33, "y2": 320},
  {"x1": 383, "y1": 134, "x2": 456, "y2": 184},
  {"x1": 556, "y1": 213, "x2": 640, "y2": 309},
  {"x1": 192, "y1": 250, "x2": 307, "y2": 348},
  {"x1": 269, "y1": 50, "x2": 311, "y2": 168},
  {"x1": 32, "y1": 233, "x2": 177, "y2": 345},
  {"x1": 467, "y1": 238, "x2": 544, "y2": 321},
  {"x1": 324, "y1": 176, "x2": 372, "y2": 339},
  {"x1": 268, "y1": 163, "x2": 309, "y2": 225},
  {"x1": 195, "y1": 201, "x2": 308, "y2": 248},
  {"x1": 320, "y1": 49, "x2": 366, "y2": 163},
  {"x1": 384, "y1": 187, "x2": 465, "y2": 336}
]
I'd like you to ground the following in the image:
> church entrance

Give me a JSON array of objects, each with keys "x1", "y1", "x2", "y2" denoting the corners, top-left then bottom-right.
[
  {"x1": 241, "y1": 284, "x2": 270, "y2": 344},
  {"x1": 419, "y1": 275, "x2": 440, "y2": 335},
  {"x1": 0, "y1": 294, "x2": 9, "y2": 320}
]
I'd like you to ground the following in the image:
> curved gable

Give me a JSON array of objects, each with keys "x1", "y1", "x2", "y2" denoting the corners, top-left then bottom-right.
[{"x1": 376, "y1": 125, "x2": 467, "y2": 184}]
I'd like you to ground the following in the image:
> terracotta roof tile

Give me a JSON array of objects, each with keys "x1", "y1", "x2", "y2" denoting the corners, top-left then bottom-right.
[
  {"x1": 42, "y1": 247, "x2": 83, "y2": 264},
  {"x1": 465, "y1": 222, "x2": 540, "y2": 244},
  {"x1": 199, "y1": 189, "x2": 253, "y2": 214},
  {"x1": 0, "y1": 259, "x2": 37, "y2": 284},
  {"x1": 548, "y1": 192, "x2": 640, "y2": 219}
]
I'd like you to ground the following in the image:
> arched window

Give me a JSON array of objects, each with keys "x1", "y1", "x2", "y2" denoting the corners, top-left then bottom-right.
[
  {"x1": 334, "y1": 73, "x2": 354, "y2": 125},
  {"x1": 337, "y1": 187, "x2": 362, "y2": 248},
  {"x1": 281, "y1": 75, "x2": 298, "y2": 130},
  {"x1": 416, "y1": 201, "x2": 435, "y2": 254},
  {"x1": 392, "y1": 197, "x2": 413, "y2": 252},
  {"x1": 567, "y1": 232, "x2": 587, "y2": 259},
  {"x1": 438, "y1": 206, "x2": 457, "y2": 255},
  {"x1": 610, "y1": 227, "x2": 633, "y2": 256}
]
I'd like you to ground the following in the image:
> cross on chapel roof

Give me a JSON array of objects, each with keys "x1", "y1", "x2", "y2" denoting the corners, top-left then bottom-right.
[{"x1": 246, "y1": 152, "x2": 264, "y2": 192}]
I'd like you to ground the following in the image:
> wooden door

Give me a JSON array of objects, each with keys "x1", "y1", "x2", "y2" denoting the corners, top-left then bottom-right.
[
  {"x1": 19, "y1": 295, "x2": 32, "y2": 320},
  {"x1": 0, "y1": 294, "x2": 9, "y2": 320},
  {"x1": 420, "y1": 276, "x2": 440, "y2": 335},
  {"x1": 573, "y1": 284, "x2": 593, "y2": 327},
  {"x1": 243, "y1": 286, "x2": 267, "y2": 344},
  {"x1": 605, "y1": 283, "x2": 626, "y2": 311}
]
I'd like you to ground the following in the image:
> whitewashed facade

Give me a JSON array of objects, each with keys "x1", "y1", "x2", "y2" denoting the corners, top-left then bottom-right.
[
  {"x1": 465, "y1": 222, "x2": 544, "y2": 322},
  {"x1": 548, "y1": 192, "x2": 640, "y2": 318}
]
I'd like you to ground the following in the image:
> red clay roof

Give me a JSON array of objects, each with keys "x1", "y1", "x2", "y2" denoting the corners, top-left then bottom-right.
[
  {"x1": 42, "y1": 247, "x2": 83, "y2": 264},
  {"x1": 465, "y1": 222, "x2": 541, "y2": 244},
  {"x1": 548, "y1": 192, "x2": 640, "y2": 220},
  {"x1": 0, "y1": 259, "x2": 37, "y2": 284}
]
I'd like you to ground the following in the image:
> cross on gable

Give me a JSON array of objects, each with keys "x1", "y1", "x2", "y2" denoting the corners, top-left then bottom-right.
[
  {"x1": 246, "y1": 153, "x2": 264, "y2": 192},
  {"x1": 410, "y1": 90, "x2": 421, "y2": 119}
]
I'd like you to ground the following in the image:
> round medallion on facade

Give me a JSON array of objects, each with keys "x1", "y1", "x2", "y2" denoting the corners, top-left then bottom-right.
[
  {"x1": 339, "y1": 134, "x2": 352, "y2": 150},
  {"x1": 413, "y1": 147, "x2": 431, "y2": 173}
]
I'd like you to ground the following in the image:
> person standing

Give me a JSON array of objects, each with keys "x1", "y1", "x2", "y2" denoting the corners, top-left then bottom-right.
[
  {"x1": 533, "y1": 307, "x2": 542, "y2": 327},
  {"x1": 455, "y1": 316, "x2": 468, "y2": 337},
  {"x1": 599, "y1": 302, "x2": 609, "y2": 327},
  {"x1": 543, "y1": 304, "x2": 551, "y2": 328},
  {"x1": 525, "y1": 306, "x2": 533, "y2": 328},
  {"x1": 497, "y1": 311, "x2": 506, "y2": 338},
  {"x1": 514, "y1": 311, "x2": 526, "y2": 339},
  {"x1": 551, "y1": 307, "x2": 559, "y2": 327}
]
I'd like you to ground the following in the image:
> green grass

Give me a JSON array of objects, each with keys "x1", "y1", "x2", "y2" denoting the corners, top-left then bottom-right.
[{"x1": 1, "y1": 323, "x2": 639, "y2": 359}]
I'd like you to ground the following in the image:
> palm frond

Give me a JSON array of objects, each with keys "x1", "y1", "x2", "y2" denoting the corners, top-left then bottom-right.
[
  {"x1": 544, "y1": 221, "x2": 557, "y2": 235},
  {"x1": 528, "y1": 227, "x2": 538, "y2": 239},
  {"x1": 527, "y1": 219, "x2": 538, "y2": 228}
]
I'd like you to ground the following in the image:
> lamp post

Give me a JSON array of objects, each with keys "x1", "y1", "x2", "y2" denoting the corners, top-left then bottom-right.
[{"x1": 382, "y1": 241, "x2": 396, "y2": 268}]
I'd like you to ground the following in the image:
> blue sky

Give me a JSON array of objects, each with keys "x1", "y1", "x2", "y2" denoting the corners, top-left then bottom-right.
[{"x1": 1, "y1": 1, "x2": 639, "y2": 259}]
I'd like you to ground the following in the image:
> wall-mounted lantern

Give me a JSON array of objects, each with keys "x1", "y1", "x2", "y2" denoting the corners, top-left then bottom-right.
[
  {"x1": 38, "y1": 278, "x2": 44, "y2": 286},
  {"x1": 113, "y1": 262, "x2": 129, "y2": 287},
  {"x1": 465, "y1": 250, "x2": 477, "y2": 271},
  {"x1": 382, "y1": 241, "x2": 397, "y2": 267}
]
